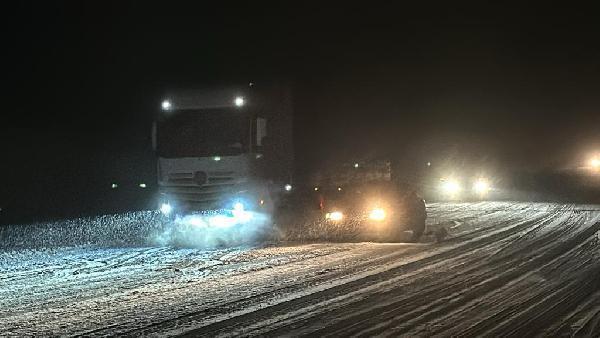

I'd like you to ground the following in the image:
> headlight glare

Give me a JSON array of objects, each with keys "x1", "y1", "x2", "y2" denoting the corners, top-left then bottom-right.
[
  {"x1": 473, "y1": 179, "x2": 490, "y2": 194},
  {"x1": 160, "y1": 203, "x2": 172, "y2": 215},
  {"x1": 441, "y1": 179, "x2": 461, "y2": 194},
  {"x1": 369, "y1": 208, "x2": 386, "y2": 221},
  {"x1": 326, "y1": 211, "x2": 344, "y2": 221}
]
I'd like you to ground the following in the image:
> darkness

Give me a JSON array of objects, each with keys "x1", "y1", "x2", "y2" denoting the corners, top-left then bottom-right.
[{"x1": 2, "y1": 2, "x2": 599, "y2": 224}]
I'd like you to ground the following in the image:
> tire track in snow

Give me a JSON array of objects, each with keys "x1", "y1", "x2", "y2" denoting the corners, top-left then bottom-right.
[{"x1": 177, "y1": 205, "x2": 562, "y2": 336}]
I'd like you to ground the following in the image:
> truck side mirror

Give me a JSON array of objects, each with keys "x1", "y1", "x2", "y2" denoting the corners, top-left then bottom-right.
[{"x1": 256, "y1": 117, "x2": 267, "y2": 146}]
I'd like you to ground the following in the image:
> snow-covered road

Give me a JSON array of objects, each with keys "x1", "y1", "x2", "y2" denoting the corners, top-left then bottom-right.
[{"x1": 1, "y1": 202, "x2": 600, "y2": 336}]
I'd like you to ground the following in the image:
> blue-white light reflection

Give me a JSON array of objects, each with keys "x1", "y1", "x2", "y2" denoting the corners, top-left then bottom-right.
[
  {"x1": 154, "y1": 199, "x2": 269, "y2": 248},
  {"x1": 160, "y1": 203, "x2": 172, "y2": 216}
]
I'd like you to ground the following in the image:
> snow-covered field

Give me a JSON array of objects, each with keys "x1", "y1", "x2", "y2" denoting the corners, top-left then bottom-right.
[{"x1": 1, "y1": 202, "x2": 600, "y2": 336}]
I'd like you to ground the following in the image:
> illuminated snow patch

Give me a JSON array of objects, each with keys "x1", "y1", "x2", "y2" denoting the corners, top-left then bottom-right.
[{"x1": 154, "y1": 210, "x2": 271, "y2": 249}]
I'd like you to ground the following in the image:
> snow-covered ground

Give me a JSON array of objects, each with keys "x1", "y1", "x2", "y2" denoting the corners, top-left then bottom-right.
[{"x1": 1, "y1": 202, "x2": 600, "y2": 336}]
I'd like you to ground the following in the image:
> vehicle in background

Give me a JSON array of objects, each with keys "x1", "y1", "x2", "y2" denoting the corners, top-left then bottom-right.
[
  {"x1": 152, "y1": 83, "x2": 294, "y2": 222},
  {"x1": 278, "y1": 160, "x2": 426, "y2": 242},
  {"x1": 436, "y1": 176, "x2": 495, "y2": 200}
]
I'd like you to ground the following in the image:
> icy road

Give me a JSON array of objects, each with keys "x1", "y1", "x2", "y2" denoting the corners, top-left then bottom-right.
[{"x1": 1, "y1": 202, "x2": 600, "y2": 337}]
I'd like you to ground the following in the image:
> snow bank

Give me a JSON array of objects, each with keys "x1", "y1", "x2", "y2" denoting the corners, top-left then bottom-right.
[{"x1": 0, "y1": 211, "x2": 165, "y2": 250}]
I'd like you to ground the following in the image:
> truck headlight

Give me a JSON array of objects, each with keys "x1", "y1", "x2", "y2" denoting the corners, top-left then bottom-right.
[
  {"x1": 369, "y1": 208, "x2": 386, "y2": 221},
  {"x1": 326, "y1": 211, "x2": 344, "y2": 221},
  {"x1": 160, "y1": 203, "x2": 172, "y2": 216},
  {"x1": 233, "y1": 202, "x2": 245, "y2": 212},
  {"x1": 231, "y1": 201, "x2": 252, "y2": 223}
]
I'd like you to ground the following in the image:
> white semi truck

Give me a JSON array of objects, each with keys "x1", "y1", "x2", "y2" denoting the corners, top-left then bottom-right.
[{"x1": 152, "y1": 83, "x2": 294, "y2": 221}]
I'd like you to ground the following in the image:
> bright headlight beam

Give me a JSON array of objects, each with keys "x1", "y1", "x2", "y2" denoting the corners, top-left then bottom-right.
[
  {"x1": 441, "y1": 179, "x2": 461, "y2": 194},
  {"x1": 233, "y1": 202, "x2": 244, "y2": 211},
  {"x1": 473, "y1": 179, "x2": 490, "y2": 194},
  {"x1": 369, "y1": 208, "x2": 386, "y2": 221},
  {"x1": 326, "y1": 211, "x2": 344, "y2": 221},
  {"x1": 160, "y1": 203, "x2": 172, "y2": 215},
  {"x1": 591, "y1": 158, "x2": 600, "y2": 169}
]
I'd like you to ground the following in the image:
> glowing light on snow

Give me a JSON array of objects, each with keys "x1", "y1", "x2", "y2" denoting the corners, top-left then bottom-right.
[
  {"x1": 160, "y1": 203, "x2": 172, "y2": 215},
  {"x1": 231, "y1": 202, "x2": 252, "y2": 223},
  {"x1": 208, "y1": 215, "x2": 235, "y2": 228}
]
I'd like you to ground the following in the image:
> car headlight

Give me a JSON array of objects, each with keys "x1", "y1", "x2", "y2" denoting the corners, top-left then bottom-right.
[
  {"x1": 473, "y1": 179, "x2": 490, "y2": 194},
  {"x1": 441, "y1": 179, "x2": 461, "y2": 194},
  {"x1": 369, "y1": 208, "x2": 386, "y2": 221},
  {"x1": 325, "y1": 211, "x2": 344, "y2": 221}
]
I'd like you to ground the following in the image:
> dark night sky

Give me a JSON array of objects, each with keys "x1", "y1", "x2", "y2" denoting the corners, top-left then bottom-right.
[{"x1": 2, "y1": 2, "x2": 600, "y2": 221}]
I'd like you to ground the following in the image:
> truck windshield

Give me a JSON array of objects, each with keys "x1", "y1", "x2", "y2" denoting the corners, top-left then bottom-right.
[{"x1": 157, "y1": 108, "x2": 249, "y2": 158}]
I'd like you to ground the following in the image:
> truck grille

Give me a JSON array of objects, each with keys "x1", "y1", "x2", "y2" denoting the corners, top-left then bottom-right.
[{"x1": 161, "y1": 171, "x2": 241, "y2": 210}]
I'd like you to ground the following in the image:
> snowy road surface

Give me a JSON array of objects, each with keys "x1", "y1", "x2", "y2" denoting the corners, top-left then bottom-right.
[{"x1": 1, "y1": 202, "x2": 600, "y2": 336}]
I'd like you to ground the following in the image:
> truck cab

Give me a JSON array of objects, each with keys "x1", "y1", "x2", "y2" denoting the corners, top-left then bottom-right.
[{"x1": 153, "y1": 84, "x2": 293, "y2": 218}]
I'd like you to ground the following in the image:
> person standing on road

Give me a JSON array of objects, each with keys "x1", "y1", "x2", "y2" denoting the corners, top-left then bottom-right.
[{"x1": 404, "y1": 190, "x2": 427, "y2": 242}]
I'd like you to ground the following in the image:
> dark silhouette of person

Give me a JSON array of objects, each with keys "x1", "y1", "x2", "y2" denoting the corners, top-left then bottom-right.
[{"x1": 403, "y1": 190, "x2": 427, "y2": 242}]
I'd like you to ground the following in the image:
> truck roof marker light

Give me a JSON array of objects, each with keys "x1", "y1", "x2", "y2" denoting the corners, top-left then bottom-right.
[
  {"x1": 234, "y1": 96, "x2": 245, "y2": 107},
  {"x1": 161, "y1": 99, "x2": 172, "y2": 111},
  {"x1": 214, "y1": 156, "x2": 221, "y2": 161}
]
